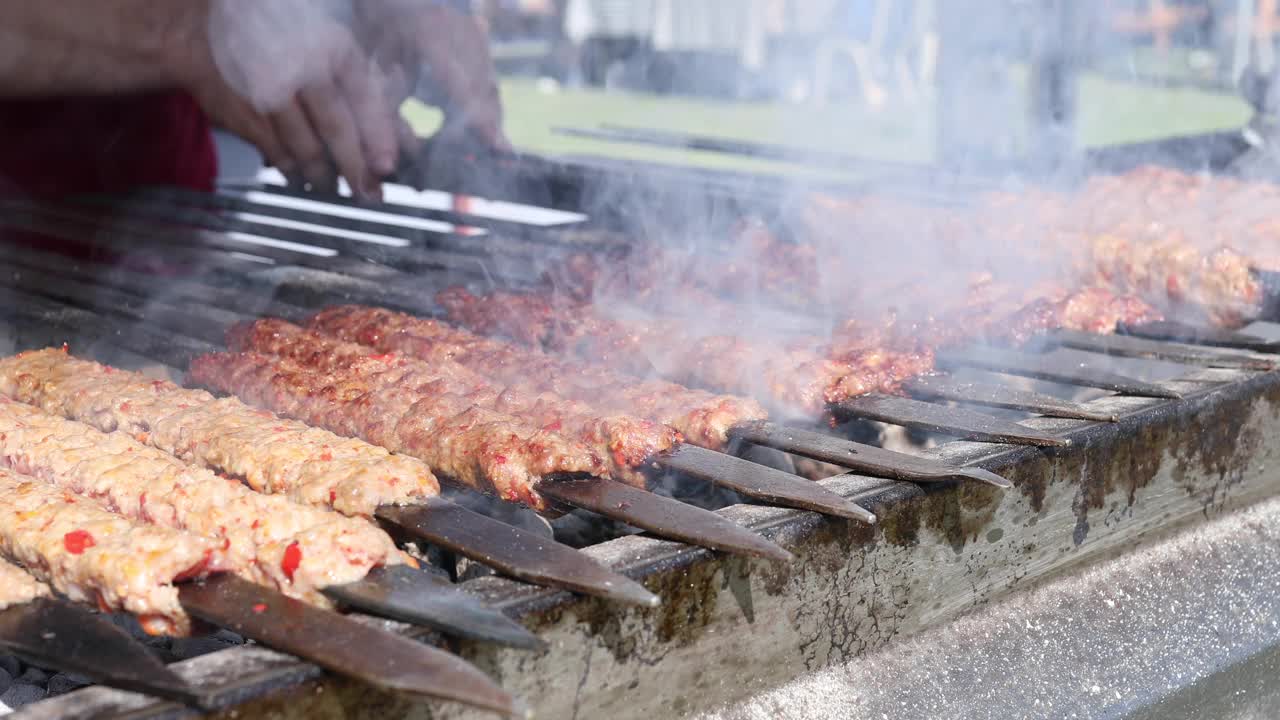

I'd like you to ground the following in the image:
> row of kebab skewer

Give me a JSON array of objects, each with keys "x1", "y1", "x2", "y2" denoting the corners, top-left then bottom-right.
[{"x1": 3, "y1": 165, "x2": 1280, "y2": 716}]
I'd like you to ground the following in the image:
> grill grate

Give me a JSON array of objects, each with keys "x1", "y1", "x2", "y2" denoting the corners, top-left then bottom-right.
[{"x1": 2, "y1": 148, "x2": 1279, "y2": 718}]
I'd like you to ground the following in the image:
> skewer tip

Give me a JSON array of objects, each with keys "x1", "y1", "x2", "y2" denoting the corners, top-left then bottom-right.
[
  {"x1": 582, "y1": 575, "x2": 662, "y2": 607},
  {"x1": 831, "y1": 499, "x2": 877, "y2": 524},
  {"x1": 748, "y1": 539, "x2": 796, "y2": 563},
  {"x1": 962, "y1": 467, "x2": 1015, "y2": 489}
]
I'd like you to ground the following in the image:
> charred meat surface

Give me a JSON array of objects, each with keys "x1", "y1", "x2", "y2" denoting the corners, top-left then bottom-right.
[
  {"x1": 0, "y1": 348, "x2": 440, "y2": 518},
  {"x1": 227, "y1": 317, "x2": 677, "y2": 484},
  {"x1": 308, "y1": 305, "x2": 767, "y2": 450},
  {"x1": 0, "y1": 397, "x2": 407, "y2": 606},
  {"x1": 438, "y1": 287, "x2": 937, "y2": 417}
]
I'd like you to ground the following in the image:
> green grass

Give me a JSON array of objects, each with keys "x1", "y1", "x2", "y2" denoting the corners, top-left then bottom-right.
[{"x1": 402, "y1": 72, "x2": 1251, "y2": 178}]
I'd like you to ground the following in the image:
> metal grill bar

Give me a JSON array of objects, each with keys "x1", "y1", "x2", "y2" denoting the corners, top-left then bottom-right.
[
  {"x1": 1119, "y1": 320, "x2": 1280, "y2": 354},
  {"x1": 654, "y1": 444, "x2": 877, "y2": 521},
  {"x1": 902, "y1": 374, "x2": 1119, "y2": 422},
  {"x1": 1044, "y1": 329, "x2": 1277, "y2": 370},
  {"x1": 728, "y1": 420, "x2": 1012, "y2": 487},
  {"x1": 936, "y1": 346, "x2": 1184, "y2": 399},
  {"x1": 832, "y1": 394, "x2": 1071, "y2": 447}
]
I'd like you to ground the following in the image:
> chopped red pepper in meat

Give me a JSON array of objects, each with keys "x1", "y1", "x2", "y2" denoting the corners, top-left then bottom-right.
[
  {"x1": 63, "y1": 529, "x2": 95, "y2": 554},
  {"x1": 281, "y1": 541, "x2": 302, "y2": 581}
]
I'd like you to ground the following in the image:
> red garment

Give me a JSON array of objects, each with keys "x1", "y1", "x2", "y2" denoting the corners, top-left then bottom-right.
[{"x1": 0, "y1": 91, "x2": 216, "y2": 197}]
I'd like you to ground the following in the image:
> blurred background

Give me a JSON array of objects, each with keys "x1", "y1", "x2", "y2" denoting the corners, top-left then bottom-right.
[{"x1": 363, "y1": 0, "x2": 1280, "y2": 182}]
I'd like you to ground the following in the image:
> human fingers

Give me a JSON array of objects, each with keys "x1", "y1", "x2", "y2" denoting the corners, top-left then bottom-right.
[
  {"x1": 189, "y1": 75, "x2": 293, "y2": 173},
  {"x1": 332, "y1": 45, "x2": 399, "y2": 180},
  {"x1": 270, "y1": 98, "x2": 337, "y2": 194}
]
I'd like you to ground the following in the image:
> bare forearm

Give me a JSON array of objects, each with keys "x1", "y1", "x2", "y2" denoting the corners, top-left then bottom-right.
[{"x1": 0, "y1": 0, "x2": 206, "y2": 96}]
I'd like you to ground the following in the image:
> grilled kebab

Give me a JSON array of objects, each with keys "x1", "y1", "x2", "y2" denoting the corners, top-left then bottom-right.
[
  {"x1": 0, "y1": 466, "x2": 223, "y2": 636},
  {"x1": 0, "y1": 396, "x2": 407, "y2": 606},
  {"x1": 0, "y1": 348, "x2": 675, "y2": 603},
  {"x1": 224, "y1": 318, "x2": 678, "y2": 484},
  {"x1": 0, "y1": 348, "x2": 440, "y2": 518},
  {"x1": 188, "y1": 349, "x2": 606, "y2": 511},
  {"x1": 437, "y1": 282, "x2": 1160, "y2": 418},
  {"x1": 307, "y1": 306, "x2": 769, "y2": 451}
]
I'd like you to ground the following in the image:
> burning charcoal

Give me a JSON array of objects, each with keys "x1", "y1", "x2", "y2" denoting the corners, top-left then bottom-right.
[
  {"x1": 211, "y1": 629, "x2": 245, "y2": 645},
  {"x1": 46, "y1": 673, "x2": 90, "y2": 696},
  {"x1": 551, "y1": 509, "x2": 641, "y2": 548},
  {"x1": 17, "y1": 667, "x2": 48, "y2": 686},
  {"x1": 0, "y1": 680, "x2": 46, "y2": 707}
]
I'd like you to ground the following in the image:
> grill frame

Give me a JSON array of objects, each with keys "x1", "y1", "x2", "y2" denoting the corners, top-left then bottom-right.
[{"x1": 7, "y1": 132, "x2": 1280, "y2": 717}]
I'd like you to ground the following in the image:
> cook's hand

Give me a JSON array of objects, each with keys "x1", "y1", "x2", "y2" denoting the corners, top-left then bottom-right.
[
  {"x1": 196, "y1": 0, "x2": 400, "y2": 200},
  {"x1": 355, "y1": 0, "x2": 511, "y2": 152}
]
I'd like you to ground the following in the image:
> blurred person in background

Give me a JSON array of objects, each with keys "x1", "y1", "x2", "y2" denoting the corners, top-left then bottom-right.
[{"x1": 0, "y1": 0, "x2": 507, "y2": 202}]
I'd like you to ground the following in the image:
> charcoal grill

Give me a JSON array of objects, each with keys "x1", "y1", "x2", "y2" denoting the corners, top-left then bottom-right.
[{"x1": 6, "y1": 130, "x2": 1280, "y2": 719}]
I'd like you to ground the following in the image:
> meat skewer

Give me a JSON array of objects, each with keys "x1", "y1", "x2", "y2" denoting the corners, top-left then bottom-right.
[
  {"x1": 303, "y1": 306, "x2": 1008, "y2": 487},
  {"x1": 0, "y1": 395, "x2": 408, "y2": 604},
  {"x1": 0, "y1": 466, "x2": 223, "y2": 637},
  {"x1": 229, "y1": 318, "x2": 874, "y2": 519},
  {"x1": 307, "y1": 305, "x2": 769, "y2": 451},
  {"x1": 0, "y1": 560, "x2": 200, "y2": 704},
  {"x1": 189, "y1": 349, "x2": 795, "y2": 561},
  {"x1": 0, "y1": 348, "x2": 657, "y2": 607},
  {"x1": 191, "y1": 349, "x2": 606, "y2": 510},
  {"x1": 226, "y1": 318, "x2": 676, "y2": 486},
  {"x1": 436, "y1": 286, "x2": 935, "y2": 417},
  {"x1": 0, "y1": 432, "x2": 519, "y2": 713},
  {"x1": 436, "y1": 282, "x2": 1164, "y2": 417}
]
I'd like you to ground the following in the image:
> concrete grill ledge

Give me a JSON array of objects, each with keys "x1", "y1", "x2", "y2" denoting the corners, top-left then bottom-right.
[{"x1": 24, "y1": 365, "x2": 1280, "y2": 719}]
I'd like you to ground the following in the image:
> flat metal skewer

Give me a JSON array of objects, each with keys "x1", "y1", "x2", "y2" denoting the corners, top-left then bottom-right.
[
  {"x1": 654, "y1": 445, "x2": 876, "y2": 523},
  {"x1": 729, "y1": 420, "x2": 1012, "y2": 488},
  {"x1": 832, "y1": 394, "x2": 1070, "y2": 447},
  {"x1": 936, "y1": 346, "x2": 1183, "y2": 399},
  {"x1": 1119, "y1": 320, "x2": 1280, "y2": 354},
  {"x1": 323, "y1": 565, "x2": 544, "y2": 650},
  {"x1": 902, "y1": 374, "x2": 1119, "y2": 422},
  {"x1": 179, "y1": 575, "x2": 523, "y2": 717},
  {"x1": 536, "y1": 477, "x2": 795, "y2": 562},
  {"x1": 377, "y1": 500, "x2": 659, "y2": 606},
  {"x1": 1044, "y1": 329, "x2": 1277, "y2": 370},
  {"x1": 0, "y1": 598, "x2": 201, "y2": 706}
]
